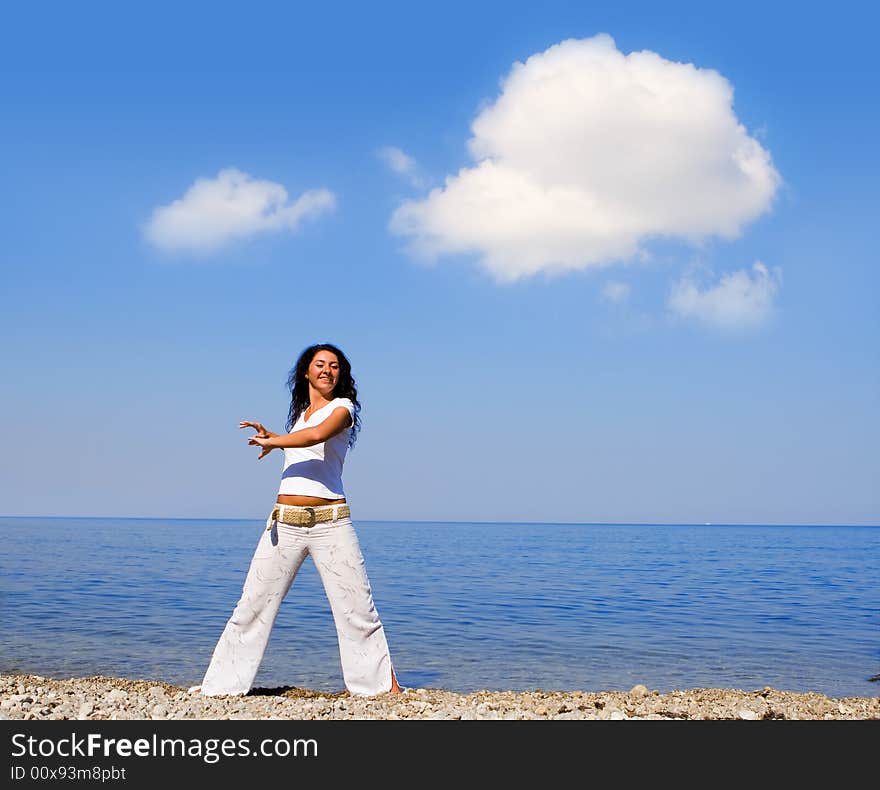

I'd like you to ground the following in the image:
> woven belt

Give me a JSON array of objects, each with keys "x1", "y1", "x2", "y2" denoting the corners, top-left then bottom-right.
[{"x1": 268, "y1": 503, "x2": 350, "y2": 529}]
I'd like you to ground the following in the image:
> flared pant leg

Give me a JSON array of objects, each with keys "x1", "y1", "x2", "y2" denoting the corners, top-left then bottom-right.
[
  {"x1": 308, "y1": 518, "x2": 395, "y2": 696},
  {"x1": 199, "y1": 522, "x2": 308, "y2": 696}
]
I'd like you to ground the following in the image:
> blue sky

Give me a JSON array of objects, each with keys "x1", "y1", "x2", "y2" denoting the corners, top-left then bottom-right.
[{"x1": 2, "y1": 0, "x2": 877, "y2": 524}]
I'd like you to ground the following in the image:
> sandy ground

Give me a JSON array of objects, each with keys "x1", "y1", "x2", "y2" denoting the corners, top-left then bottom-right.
[{"x1": 2, "y1": 674, "x2": 878, "y2": 720}]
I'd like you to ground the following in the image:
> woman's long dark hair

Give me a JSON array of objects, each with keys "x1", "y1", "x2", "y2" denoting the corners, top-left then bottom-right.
[{"x1": 285, "y1": 343, "x2": 361, "y2": 448}]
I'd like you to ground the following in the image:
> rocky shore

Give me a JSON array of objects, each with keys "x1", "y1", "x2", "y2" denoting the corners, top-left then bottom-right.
[{"x1": 1, "y1": 674, "x2": 877, "y2": 720}]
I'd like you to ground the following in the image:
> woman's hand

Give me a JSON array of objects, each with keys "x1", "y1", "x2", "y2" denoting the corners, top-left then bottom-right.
[
  {"x1": 240, "y1": 420, "x2": 272, "y2": 436},
  {"x1": 240, "y1": 420, "x2": 275, "y2": 460},
  {"x1": 247, "y1": 433, "x2": 276, "y2": 459}
]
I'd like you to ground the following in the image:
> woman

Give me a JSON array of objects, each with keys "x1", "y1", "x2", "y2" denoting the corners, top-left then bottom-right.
[{"x1": 191, "y1": 343, "x2": 402, "y2": 696}]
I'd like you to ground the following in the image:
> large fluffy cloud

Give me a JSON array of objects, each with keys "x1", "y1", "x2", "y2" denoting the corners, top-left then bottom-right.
[
  {"x1": 668, "y1": 262, "x2": 782, "y2": 330},
  {"x1": 145, "y1": 168, "x2": 335, "y2": 254},
  {"x1": 390, "y1": 34, "x2": 780, "y2": 282}
]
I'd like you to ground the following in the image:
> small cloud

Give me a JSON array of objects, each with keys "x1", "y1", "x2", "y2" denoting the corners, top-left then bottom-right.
[
  {"x1": 390, "y1": 33, "x2": 780, "y2": 283},
  {"x1": 668, "y1": 261, "x2": 782, "y2": 330},
  {"x1": 378, "y1": 146, "x2": 416, "y2": 175},
  {"x1": 377, "y1": 146, "x2": 427, "y2": 188},
  {"x1": 601, "y1": 280, "x2": 630, "y2": 303},
  {"x1": 144, "y1": 168, "x2": 335, "y2": 254}
]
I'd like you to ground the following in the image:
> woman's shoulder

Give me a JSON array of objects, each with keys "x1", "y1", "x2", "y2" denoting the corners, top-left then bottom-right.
[
  {"x1": 330, "y1": 397, "x2": 356, "y2": 423},
  {"x1": 330, "y1": 398, "x2": 354, "y2": 417}
]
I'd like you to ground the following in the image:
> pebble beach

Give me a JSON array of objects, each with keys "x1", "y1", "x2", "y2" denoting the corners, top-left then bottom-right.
[{"x1": 2, "y1": 674, "x2": 877, "y2": 721}]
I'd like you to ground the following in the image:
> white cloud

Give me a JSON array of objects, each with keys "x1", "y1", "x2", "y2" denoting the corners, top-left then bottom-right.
[
  {"x1": 378, "y1": 146, "x2": 426, "y2": 188},
  {"x1": 378, "y1": 146, "x2": 416, "y2": 175},
  {"x1": 601, "y1": 280, "x2": 631, "y2": 303},
  {"x1": 144, "y1": 168, "x2": 335, "y2": 254},
  {"x1": 390, "y1": 34, "x2": 780, "y2": 282},
  {"x1": 668, "y1": 261, "x2": 782, "y2": 330}
]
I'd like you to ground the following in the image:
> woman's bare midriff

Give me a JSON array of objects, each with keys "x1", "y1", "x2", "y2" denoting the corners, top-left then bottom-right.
[{"x1": 276, "y1": 494, "x2": 347, "y2": 506}]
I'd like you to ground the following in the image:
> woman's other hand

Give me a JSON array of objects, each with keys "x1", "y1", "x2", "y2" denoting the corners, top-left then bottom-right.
[
  {"x1": 241, "y1": 420, "x2": 275, "y2": 459},
  {"x1": 247, "y1": 433, "x2": 275, "y2": 459}
]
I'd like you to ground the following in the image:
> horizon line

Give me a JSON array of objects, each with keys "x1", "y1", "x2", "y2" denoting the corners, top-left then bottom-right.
[{"x1": 1, "y1": 514, "x2": 877, "y2": 528}]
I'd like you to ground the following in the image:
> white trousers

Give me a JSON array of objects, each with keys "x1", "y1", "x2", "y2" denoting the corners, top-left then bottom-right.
[{"x1": 199, "y1": 509, "x2": 395, "y2": 696}]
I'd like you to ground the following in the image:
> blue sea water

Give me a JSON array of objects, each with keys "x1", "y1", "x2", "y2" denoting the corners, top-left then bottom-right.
[{"x1": 1, "y1": 517, "x2": 878, "y2": 698}]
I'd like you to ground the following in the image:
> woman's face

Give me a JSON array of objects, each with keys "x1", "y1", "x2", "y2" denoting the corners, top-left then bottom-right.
[{"x1": 306, "y1": 350, "x2": 341, "y2": 398}]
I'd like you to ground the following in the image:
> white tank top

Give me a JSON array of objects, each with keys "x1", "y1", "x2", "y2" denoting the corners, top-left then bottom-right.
[{"x1": 277, "y1": 397, "x2": 355, "y2": 499}]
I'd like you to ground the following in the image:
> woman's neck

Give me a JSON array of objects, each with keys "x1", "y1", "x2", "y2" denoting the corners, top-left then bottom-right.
[
  {"x1": 305, "y1": 390, "x2": 334, "y2": 414},
  {"x1": 306, "y1": 384, "x2": 334, "y2": 405}
]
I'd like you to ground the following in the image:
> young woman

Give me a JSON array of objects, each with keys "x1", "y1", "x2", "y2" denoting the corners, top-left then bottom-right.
[{"x1": 191, "y1": 343, "x2": 402, "y2": 696}]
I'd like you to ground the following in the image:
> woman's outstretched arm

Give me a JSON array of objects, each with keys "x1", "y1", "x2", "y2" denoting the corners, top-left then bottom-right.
[{"x1": 242, "y1": 407, "x2": 352, "y2": 459}]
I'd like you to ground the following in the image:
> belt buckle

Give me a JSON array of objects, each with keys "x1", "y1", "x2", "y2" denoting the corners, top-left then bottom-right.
[{"x1": 304, "y1": 507, "x2": 317, "y2": 528}]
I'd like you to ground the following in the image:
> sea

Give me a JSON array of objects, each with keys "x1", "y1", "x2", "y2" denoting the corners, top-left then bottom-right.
[{"x1": 1, "y1": 517, "x2": 878, "y2": 699}]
